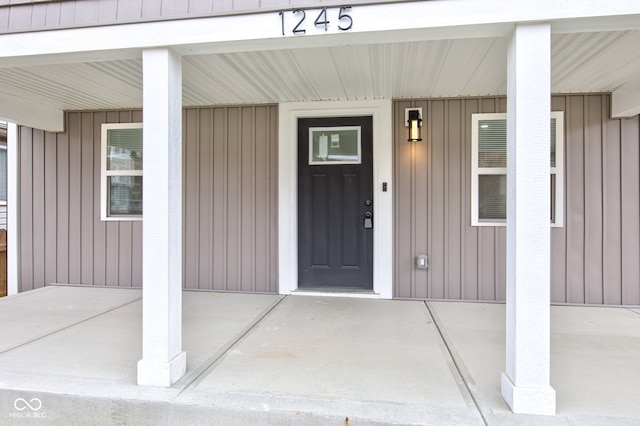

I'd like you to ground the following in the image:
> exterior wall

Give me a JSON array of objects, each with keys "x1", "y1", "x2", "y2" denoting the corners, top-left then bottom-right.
[
  {"x1": 394, "y1": 94, "x2": 640, "y2": 305},
  {"x1": 183, "y1": 105, "x2": 278, "y2": 293},
  {"x1": 0, "y1": 0, "x2": 407, "y2": 34},
  {"x1": 18, "y1": 110, "x2": 143, "y2": 291},
  {"x1": 17, "y1": 105, "x2": 278, "y2": 293}
]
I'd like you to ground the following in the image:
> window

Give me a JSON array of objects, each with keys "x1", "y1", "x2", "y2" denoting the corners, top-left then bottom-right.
[
  {"x1": 471, "y1": 112, "x2": 564, "y2": 227},
  {"x1": 309, "y1": 126, "x2": 361, "y2": 165},
  {"x1": 0, "y1": 121, "x2": 6, "y2": 205},
  {"x1": 0, "y1": 146, "x2": 6, "y2": 204},
  {"x1": 101, "y1": 123, "x2": 143, "y2": 220}
]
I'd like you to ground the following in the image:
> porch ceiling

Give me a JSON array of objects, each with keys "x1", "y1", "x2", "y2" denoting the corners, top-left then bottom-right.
[{"x1": 0, "y1": 30, "x2": 639, "y2": 115}]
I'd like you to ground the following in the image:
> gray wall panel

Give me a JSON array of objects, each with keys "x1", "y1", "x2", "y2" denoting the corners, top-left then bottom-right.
[
  {"x1": 180, "y1": 105, "x2": 278, "y2": 292},
  {"x1": 394, "y1": 94, "x2": 640, "y2": 305},
  {"x1": 197, "y1": 108, "x2": 212, "y2": 290},
  {"x1": 603, "y1": 99, "x2": 622, "y2": 305},
  {"x1": 55, "y1": 121, "x2": 69, "y2": 284},
  {"x1": 75, "y1": 0, "x2": 101, "y2": 23},
  {"x1": 183, "y1": 107, "x2": 199, "y2": 289},
  {"x1": 621, "y1": 116, "x2": 640, "y2": 305},
  {"x1": 17, "y1": 105, "x2": 278, "y2": 293},
  {"x1": 31, "y1": 129, "x2": 45, "y2": 292},
  {"x1": 19, "y1": 127, "x2": 33, "y2": 291},
  {"x1": 92, "y1": 112, "x2": 106, "y2": 285},
  {"x1": 43, "y1": 132, "x2": 57, "y2": 284},
  {"x1": 584, "y1": 96, "x2": 604, "y2": 304},
  {"x1": 430, "y1": 100, "x2": 446, "y2": 299},
  {"x1": 0, "y1": 0, "x2": 409, "y2": 33},
  {"x1": 116, "y1": 0, "x2": 142, "y2": 21},
  {"x1": 80, "y1": 112, "x2": 94, "y2": 285},
  {"x1": 67, "y1": 112, "x2": 82, "y2": 284},
  {"x1": 565, "y1": 96, "x2": 586, "y2": 303},
  {"x1": 446, "y1": 99, "x2": 463, "y2": 300},
  {"x1": 44, "y1": 2, "x2": 60, "y2": 27},
  {"x1": 462, "y1": 99, "x2": 479, "y2": 300}
]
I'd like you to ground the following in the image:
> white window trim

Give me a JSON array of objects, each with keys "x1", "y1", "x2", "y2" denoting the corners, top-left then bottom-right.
[
  {"x1": 471, "y1": 111, "x2": 564, "y2": 227},
  {"x1": 0, "y1": 145, "x2": 6, "y2": 205},
  {"x1": 100, "y1": 122, "x2": 143, "y2": 221}
]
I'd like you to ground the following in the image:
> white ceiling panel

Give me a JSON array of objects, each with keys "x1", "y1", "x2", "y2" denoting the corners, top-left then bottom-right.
[{"x1": 0, "y1": 30, "x2": 639, "y2": 114}]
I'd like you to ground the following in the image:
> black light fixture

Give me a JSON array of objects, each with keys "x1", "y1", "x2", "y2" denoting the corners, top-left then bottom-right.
[{"x1": 407, "y1": 109, "x2": 422, "y2": 142}]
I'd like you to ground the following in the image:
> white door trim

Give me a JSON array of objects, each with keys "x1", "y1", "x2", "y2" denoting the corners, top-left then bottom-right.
[{"x1": 278, "y1": 100, "x2": 393, "y2": 299}]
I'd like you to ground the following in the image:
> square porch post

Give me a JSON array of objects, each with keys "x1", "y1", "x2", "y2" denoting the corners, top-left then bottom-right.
[
  {"x1": 137, "y1": 48, "x2": 186, "y2": 387},
  {"x1": 501, "y1": 23, "x2": 556, "y2": 415}
]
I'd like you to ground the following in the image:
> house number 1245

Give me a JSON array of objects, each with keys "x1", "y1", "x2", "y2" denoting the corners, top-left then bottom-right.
[{"x1": 279, "y1": 7, "x2": 353, "y2": 36}]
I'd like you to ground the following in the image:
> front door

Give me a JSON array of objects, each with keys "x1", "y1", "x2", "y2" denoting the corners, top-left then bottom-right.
[{"x1": 298, "y1": 116, "x2": 373, "y2": 289}]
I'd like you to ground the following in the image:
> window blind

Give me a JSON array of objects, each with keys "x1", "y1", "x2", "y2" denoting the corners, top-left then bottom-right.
[
  {"x1": 478, "y1": 119, "x2": 506, "y2": 168},
  {"x1": 0, "y1": 148, "x2": 6, "y2": 202},
  {"x1": 478, "y1": 174, "x2": 506, "y2": 221},
  {"x1": 107, "y1": 128, "x2": 142, "y2": 171}
]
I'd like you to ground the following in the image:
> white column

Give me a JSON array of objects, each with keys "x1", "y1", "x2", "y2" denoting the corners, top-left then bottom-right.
[
  {"x1": 501, "y1": 23, "x2": 556, "y2": 416},
  {"x1": 7, "y1": 122, "x2": 19, "y2": 296},
  {"x1": 137, "y1": 48, "x2": 186, "y2": 387}
]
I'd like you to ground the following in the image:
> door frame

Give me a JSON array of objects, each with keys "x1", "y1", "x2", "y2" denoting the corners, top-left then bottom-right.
[{"x1": 278, "y1": 100, "x2": 393, "y2": 298}]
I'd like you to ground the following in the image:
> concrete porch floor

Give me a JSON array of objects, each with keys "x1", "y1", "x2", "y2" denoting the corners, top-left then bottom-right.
[{"x1": 0, "y1": 286, "x2": 639, "y2": 425}]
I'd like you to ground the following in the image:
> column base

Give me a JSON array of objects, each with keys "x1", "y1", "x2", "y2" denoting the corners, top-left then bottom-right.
[
  {"x1": 501, "y1": 372, "x2": 556, "y2": 416},
  {"x1": 137, "y1": 351, "x2": 187, "y2": 387}
]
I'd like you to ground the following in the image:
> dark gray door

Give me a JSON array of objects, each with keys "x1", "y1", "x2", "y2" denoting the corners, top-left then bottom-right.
[{"x1": 298, "y1": 116, "x2": 373, "y2": 289}]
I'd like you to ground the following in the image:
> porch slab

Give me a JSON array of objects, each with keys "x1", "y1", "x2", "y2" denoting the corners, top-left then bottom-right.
[
  {"x1": 176, "y1": 296, "x2": 482, "y2": 425},
  {"x1": 429, "y1": 301, "x2": 640, "y2": 425},
  {"x1": 0, "y1": 286, "x2": 142, "y2": 353},
  {"x1": 0, "y1": 287, "x2": 638, "y2": 425}
]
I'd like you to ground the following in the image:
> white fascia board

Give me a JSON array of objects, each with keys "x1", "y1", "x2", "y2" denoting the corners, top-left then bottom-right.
[
  {"x1": 612, "y1": 77, "x2": 640, "y2": 118},
  {"x1": 1, "y1": 0, "x2": 639, "y2": 67},
  {"x1": 0, "y1": 92, "x2": 64, "y2": 132}
]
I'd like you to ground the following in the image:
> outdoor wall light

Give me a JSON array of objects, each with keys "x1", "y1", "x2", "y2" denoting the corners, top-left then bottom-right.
[{"x1": 406, "y1": 108, "x2": 423, "y2": 142}]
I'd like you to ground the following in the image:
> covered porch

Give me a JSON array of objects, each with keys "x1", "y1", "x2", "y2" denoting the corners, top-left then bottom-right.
[
  {"x1": 0, "y1": 285, "x2": 639, "y2": 425},
  {"x1": 2, "y1": 0, "x2": 640, "y2": 417}
]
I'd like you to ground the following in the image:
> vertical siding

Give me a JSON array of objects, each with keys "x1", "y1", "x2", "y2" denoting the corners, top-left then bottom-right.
[
  {"x1": 395, "y1": 97, "x2": 507, "y2": 301},
  {"x1": 560, "y1": 94, "x2": 640, "y2": 305},
  {"x1": 394, "y1": 94, "x2": 640, "y2": 305},
  {"x1": 19, "y1": 126, "x2": 34, "y2": 290},
  {"x1": 0, "y1": 0, "x2": 407, "y2": 33},
  {"x1": 18, "y1": 106, "x2": 278, "y2": 293},
  {"x1": 620, "y1": 115, "x2": 640, "y2": 305},
  {"x1": 182, "y1": 105, "x2": 278, "y2": 293},
  {"x1": 18, "y1": 112, "x2": 141, "y2": 290},
  {"x1": 19, "y1": 106, "x2": 278, "y2": 292}
]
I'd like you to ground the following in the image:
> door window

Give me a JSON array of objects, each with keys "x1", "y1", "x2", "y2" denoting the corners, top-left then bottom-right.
[{"x1": 308, "y1": 126, "x2": 361, "y2": 165}]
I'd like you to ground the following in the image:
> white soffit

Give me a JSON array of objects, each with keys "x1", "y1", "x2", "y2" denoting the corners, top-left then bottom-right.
[
  {"x1": 0, "y1": 30, "x2": 638, "y2": 113},
  {"x1": 181, "y1": 37, "x2": 510, "y2": 105}
]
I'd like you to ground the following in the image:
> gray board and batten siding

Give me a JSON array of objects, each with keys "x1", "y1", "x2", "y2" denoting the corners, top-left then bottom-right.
[
  {"x1": 394, "y1": 94, "x2": 640, "y2": 305},
  {"x1": 0, "y1": 0, "x2": 408, "y2": 34},
  {"x1": 16, "y1": 94, "x2": 640, "y2": 305},
  {"x1": 17, "y1": 105, "x2": 278, "y2": 293}
]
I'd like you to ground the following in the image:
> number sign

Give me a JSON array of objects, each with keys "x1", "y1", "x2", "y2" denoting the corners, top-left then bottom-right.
[{"x1": 279, "y1": 7, "x2": 353, "y2": 36}]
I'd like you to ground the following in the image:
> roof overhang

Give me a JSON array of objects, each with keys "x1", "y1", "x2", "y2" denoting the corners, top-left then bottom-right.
[{"x1": 1, "y1": 0, "x2": 639, "y2": 131}]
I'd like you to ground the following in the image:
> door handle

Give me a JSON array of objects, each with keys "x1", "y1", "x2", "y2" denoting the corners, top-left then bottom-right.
[{"x1": 364, "y1": 211, "x2": 373, "y2": 229}]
